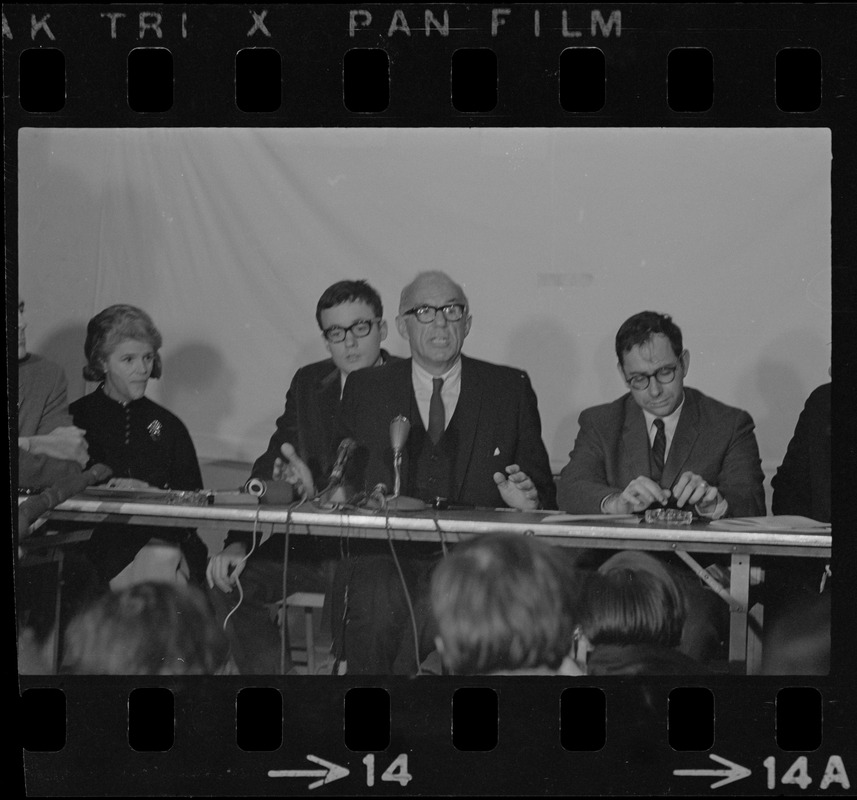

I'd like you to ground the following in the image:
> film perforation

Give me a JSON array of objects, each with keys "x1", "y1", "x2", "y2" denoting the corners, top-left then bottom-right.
[
  {"x1": 236, "y1": 686, "x2": 283, "y2": 751},
  {"x1": 667, "y1": 686, "x2": 715, "y2": 751},
  {"x1": 128, "y1": 686, "x2": 175, "y2": 752}
]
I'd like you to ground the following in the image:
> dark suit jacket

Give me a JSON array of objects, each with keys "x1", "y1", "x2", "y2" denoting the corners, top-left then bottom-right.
[
  {"x1": 556, "y1": 387, "x2": 765, "y2": 517},
  {"x1": 338, "y1": 355, "x2": 557, "y2": 509},
  {"x1": 771, "y1": 383, "x2": 830, "y2": 523},
  {"x1": 250, "y1": 351, "x2": 398, "y2": 486}
]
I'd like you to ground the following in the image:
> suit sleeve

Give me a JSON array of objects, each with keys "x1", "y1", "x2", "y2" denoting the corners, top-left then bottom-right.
[
  {"x1": 716, "y1": 410, "x2": 766, "y2": 517},
  {"x1": 515, "y1": 373, "x2": 557, "y2": 510},
  {"x1": 555, "y1": 408, "x2": 620, "y2": 514},
  {"x1": 18, "y1": 449, "x2": 82, "y2": 491},
  {"x1": 771, "y1": 392, "x2": 822, "y2": 518},
  {"x1": 35, "y1": 366, "x2": 73, "y2": 435},
  {"x1": 250, "y1": 376, "x2": 300, "y2": 481}
]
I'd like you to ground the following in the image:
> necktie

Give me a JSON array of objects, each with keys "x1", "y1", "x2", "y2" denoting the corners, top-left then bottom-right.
[
  {"x1": 651, "y1": 418, "x2": 666, "y2": 481},
  {"x1": 428, "y1": 377, "x2": 445, "y2": 444}
]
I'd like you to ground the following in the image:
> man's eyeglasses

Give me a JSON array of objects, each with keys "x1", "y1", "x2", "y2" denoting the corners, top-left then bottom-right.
[
  {"x1": 322, "y1": 319, "x2": 379, "y2": 343},
  {"x1": 625, "y1": 363, "x2": 681, "y2": 391},
  {"x1": 402, "y1": 304, "x2": 466, "y2": 324}
]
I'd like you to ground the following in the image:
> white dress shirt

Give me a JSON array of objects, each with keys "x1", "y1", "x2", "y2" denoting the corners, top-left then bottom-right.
[{"x1": 411, "y1": 358, "x2": 462, "y2": 433}]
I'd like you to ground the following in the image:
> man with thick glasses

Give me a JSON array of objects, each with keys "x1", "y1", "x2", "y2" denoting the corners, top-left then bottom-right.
[
  {"x1": 557, "y1": 310, "x2": 764, "y2": 518},
  {"x1": 207, "y1": 279, "x2": 399, "y2": 674},
  {"x1": 333, "y1": 270, "x2": 557, "y2": 674},
  {"x1": 556, "y1": 310, "x2": 765, "y2": 663}
]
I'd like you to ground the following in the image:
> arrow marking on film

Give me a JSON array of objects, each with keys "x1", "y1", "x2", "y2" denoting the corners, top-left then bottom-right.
[
  {"x1": 269, "y1": 754, "x2": 350, "y2": 790},
  {"x1": 674, "y1": 753, "x2": 752, "y2": 789}
]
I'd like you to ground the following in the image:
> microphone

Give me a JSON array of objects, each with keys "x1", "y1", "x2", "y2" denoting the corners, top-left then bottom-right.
[
  {"x1": 390, "y1": 416, "x2": 410, "y2": 456},
  {"x1": 244, "y1": 477, "x2": 295, "y2": 505},
  {"x1": 378, "y1": 416, "x2": 426, "y2": 511},
  {"x1": 18, "y1": 463, "x2": 113, "y2": 537},
  {"x1": 328, "y1": 437, "x2": 357, "y2": 487},
  {"x1": 316, "y1": 437, "x2": 357, "y2": 506}
]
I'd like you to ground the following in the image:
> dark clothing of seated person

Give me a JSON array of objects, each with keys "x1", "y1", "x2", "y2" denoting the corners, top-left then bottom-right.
[
  {"x1": 762, "y1": 381, "x2": 832, "y2": 626},
  {"x1": 556, "y1": 311, "x2": 766, "y2": 662},
  {"x1": 207, "y1": 279, "x2": 399, "y2": 674},
  {"x1": 430, "y1": 533, "x2": 583, "y2": 676},
  {"x1": 333, "y1": 271, "x2": 557, "y2": 675},
  {"x1": 69, "y1": 305, "x2": 208, "y2": 589},
  {"x1": 578, "y1": 550, "x2": 711, "y2": 676}
]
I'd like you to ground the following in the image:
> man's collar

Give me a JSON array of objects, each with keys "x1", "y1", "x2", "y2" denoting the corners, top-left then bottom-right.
[
  {"x1": 641, "y1": 392, "x2": 686, "y2": 430},
  {"x1": 411, "y1": 356, "x2": 462, "y2": 384}
]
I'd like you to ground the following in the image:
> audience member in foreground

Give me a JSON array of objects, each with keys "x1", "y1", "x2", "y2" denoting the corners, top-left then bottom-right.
[
  {"x1": 70, "y1": 304, "x2": 208, "y2": 590},
  {"x1": 577, "y1": 550, "x2": 709, "y2": 676},
  {"x1": 61, "y1": 582, "x2": 230, "y2": 675},
  {"x1": 430, "y1": 534, "x2": 583, "y2": 676}
]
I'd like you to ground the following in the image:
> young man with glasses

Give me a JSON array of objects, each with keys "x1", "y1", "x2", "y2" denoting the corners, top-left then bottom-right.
[
  {"x1": 207, "y1": 279, "x2": 398, "y2": 674},
  {"x1": 332, "y1": 270, "x2": 556, "y2": 674},
  {"x1": 557, "y1": 310, "x2": 765, "y2": 519}
]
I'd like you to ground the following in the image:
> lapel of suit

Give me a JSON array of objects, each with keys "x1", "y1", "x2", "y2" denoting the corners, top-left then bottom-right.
[
  {"x1": 621, "y1": 395, "x2": 653, "y2": 481},
  {"x1": 661, "y1": 390, "x2": 699, "y2": 489},
  {"x1": 450, "y1": 356, "x2": 483, "y2": 498},
  {"x1": 316, "y1": 363, "x2": 341, "y2": 418}
]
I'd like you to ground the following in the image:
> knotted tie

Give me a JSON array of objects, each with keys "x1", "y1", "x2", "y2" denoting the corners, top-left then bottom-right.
[
  {"x1": 428, "y1": 377, "x2": 445, "y2": 444},
  {"x1": 651, "y1": 418, "x2": 666, "y2": 481}
]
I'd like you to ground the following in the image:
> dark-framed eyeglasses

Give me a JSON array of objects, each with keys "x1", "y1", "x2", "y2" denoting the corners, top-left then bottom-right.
[
  {"x1": 402, "y1": 303, "x2": 466, "y2": 324},
  {"x1": 624, "y1": 363, "x2": 681, "y2": 391},
  {"x1": 322, "y1": 318, "x2": 379, "y2": 343}
]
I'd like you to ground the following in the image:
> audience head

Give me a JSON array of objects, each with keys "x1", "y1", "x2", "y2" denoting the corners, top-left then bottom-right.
[
  {"x1": 396, "y1": 271, "x2": 471, "y2": 375},
  {"x1": 83, "y1": 304, "x2": 162, "y2": 401},
  {"x1": 61, "y1": 582, "x2": 229, "y2": 675},
  {"x1": 18, "y1": 296, "x2": 28, "y2": 360},
  {"x1": 579, "y1": 550, "x2": 687, "y2": 650},
  {"x1": 615, "y1": 311, "x2": 689, "y2": 418},
  {"x1": 315, "y1": 280, "x2": 387, "y2": 375},
  {"x1": 430, "y1": 533, "x2": 582, "y2": 675}
]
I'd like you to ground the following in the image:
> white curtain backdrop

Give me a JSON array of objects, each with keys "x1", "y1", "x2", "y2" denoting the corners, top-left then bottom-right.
[{"x1": 18, "y1": 127, "x2": 831, "y2": 506}]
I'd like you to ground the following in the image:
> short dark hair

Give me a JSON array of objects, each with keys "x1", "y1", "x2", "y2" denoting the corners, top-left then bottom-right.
[
  {"x1": 580, "y1": 550, "x2": 686, "y2": 649},
  {"x1": 615, "y1": 311, "x2": 683, "y2": 365},
  {"x1": 430, "y1": 534, "x2": 581, "y2": 675},
  {"x1": 315, "y1": 280, "x2": 383, "y2": 329},
  {"x1": 61, "y1": 582, "x2": 229, "y2": 675},
  {"x1": 82, "y1": 304, "x2": 163, "y2": 382}
]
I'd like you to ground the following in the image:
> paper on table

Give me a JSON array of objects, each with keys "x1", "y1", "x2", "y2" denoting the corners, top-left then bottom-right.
[
  {"x1": 550, "y1": 514, "x2": 641, "y2": 524},
  {"x1": 713, "y1": 515, "x2": 830, "y2": 532}
]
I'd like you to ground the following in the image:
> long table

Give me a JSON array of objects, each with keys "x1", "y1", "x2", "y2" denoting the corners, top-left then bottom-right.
[{"x1": 30, "y1": 494, "x2": 832, "y2": 674}]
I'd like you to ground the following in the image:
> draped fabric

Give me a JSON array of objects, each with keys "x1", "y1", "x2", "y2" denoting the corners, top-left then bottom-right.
[{"x1": 17, "y1": 128, "x2": 830, "y2": 498}]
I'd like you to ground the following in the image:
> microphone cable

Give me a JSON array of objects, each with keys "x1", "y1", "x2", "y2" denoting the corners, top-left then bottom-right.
[
  {"x1": 384, "y1": 504, "x2": 423, "y2": 676},
  {"x1": 222, "y1": 504, "x2": 262, "y2": 632},
  {"x1": 279, "y1": 506, "x2": 292, "y2": 675}
]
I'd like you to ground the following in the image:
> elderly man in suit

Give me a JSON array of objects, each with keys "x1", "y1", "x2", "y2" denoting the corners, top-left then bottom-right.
[
  {"x1": 207, "y1": 279, "x2": 398, "y2": 674},
  {"x1": 334, "y1": 270, "x2": 557, "y2": 674},
  {"x1": 557, "y1": 310, "x2": 765, "y2": 519},
  {"x1": 556, "y1": 310, "x2": 765, "y2": 662}
]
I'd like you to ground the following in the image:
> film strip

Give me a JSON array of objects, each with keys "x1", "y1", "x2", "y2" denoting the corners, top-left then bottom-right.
[{"x1": 8, "y1": 3, "x2": 856, "y2": 796}]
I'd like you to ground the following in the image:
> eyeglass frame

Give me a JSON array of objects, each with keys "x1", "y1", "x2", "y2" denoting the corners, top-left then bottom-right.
[
  {"x1": 321, "y1": 318, "x2": 380, "y2": 343},
  {"x1": 401, "y1": 303, "x2": 467, "y2": 324},
  {"x1": 622, "y1": 355, "x2": 685, "y2": 391}
]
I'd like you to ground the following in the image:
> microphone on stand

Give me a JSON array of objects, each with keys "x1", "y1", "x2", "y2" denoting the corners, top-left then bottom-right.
[
  {"x1": 382, "y1": 416, "x2": 426, "y2": 511},
  {"x1": 316, "y1": 437, "x2": 357, "y2": 506}
]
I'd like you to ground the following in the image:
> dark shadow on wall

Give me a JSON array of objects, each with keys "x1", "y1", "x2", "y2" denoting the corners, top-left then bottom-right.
[{"x1": 159, "y1": 341, "x2": 236, "y2": 457}]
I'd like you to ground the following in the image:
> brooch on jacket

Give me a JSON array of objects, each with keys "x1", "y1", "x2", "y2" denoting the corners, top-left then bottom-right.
[{"x1": 147, "y1": 420, "x2": 163, "y2": 441}]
